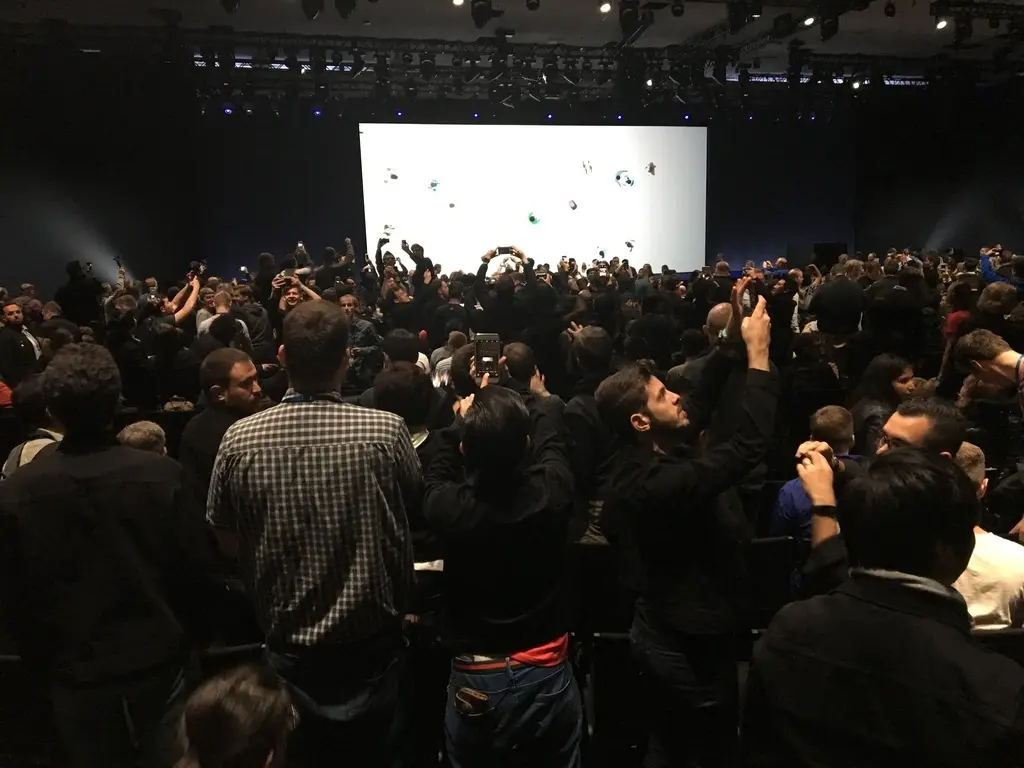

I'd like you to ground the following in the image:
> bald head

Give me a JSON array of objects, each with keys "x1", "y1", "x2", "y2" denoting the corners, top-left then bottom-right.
[{"x1": 705, "y1": 303, "x2": 732, "y2": 341}]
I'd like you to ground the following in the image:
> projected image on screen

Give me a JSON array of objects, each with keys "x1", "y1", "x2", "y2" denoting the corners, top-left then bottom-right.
[{"x1": 358, "y1": 124, "x2": 707, "y2": 276}]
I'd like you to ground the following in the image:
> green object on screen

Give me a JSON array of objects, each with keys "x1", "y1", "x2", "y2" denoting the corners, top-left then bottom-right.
[{"x1": 528, "y1": 212, "x2": 540, "y2": 225}]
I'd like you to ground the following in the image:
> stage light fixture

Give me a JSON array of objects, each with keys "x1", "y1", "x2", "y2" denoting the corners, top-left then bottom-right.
[
  {"x1": 851, "y1": 78, "x2": 862, "y2": 89},
  {"x1": 312, "y1": 104, "x2": 323, "y2": 117},
  {"x1": 420, "y1": 54, "x2": 436, "y2": 79},
  {"x1": 302, "y1": 0, "x2": 323, "y2": 20},
  {"x1": 471, "y1": 0, "x2": 495, "y2": 28},
  {"x1": 453, "y1": 0, "x2": 465, "y2": 5},
  {"x1": 820, "y1": 13, "x2": 838, "y2": 40},
  {"x1": 671, "y1": 1, "x2": 684, "y2": 17},
  {"x1": 599, "y1": 1, "x2": 612, "y2": 11},
  {"x1": 223, "y1": 102, "x2": 234, "y2": 115},
  {"x1": 527, "y1": 0, "x2": 540, "y2": 9},
  {"x1": 803, "y1": 14, "x2": 815, "y2": 25},
  {"x1": 220, "y1": 0, "x2": 241, "y2": 12},
  {"x1": 935, "y1": 16, "x2": 948, "y2": 29},
  {"x1": 954, "y1": 15, "x2": 972, "y2": 41},
  {"x1": 619, "y1": 0, "x2": 640, "y2": 34},
  {"x1": 884, "y1": 0, "x2": 895, "y2": 16}
]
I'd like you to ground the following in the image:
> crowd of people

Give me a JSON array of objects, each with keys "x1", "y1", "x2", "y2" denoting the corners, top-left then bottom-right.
[{"x1": 3, "y1": 237, "x2": 1024, "y2": 767}]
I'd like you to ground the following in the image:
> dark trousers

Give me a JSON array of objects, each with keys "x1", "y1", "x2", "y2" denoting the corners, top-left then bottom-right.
[
  {"x1": 630, "y1": 613, "x2": 739, "y2": 768},
  {"x1": 445, "y1": 658, "x2": 583, "y2": 768},
  {"x1": 50, "y1": 659, "x2": 193, "y2": 768},
  {"x1": 266, "y1": 635, "x2": 406, "y2": 768}
]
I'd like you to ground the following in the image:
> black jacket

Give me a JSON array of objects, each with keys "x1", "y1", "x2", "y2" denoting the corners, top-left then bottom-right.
[
  {"x1": 602, "y1": 365, "x2": 778, "y2": 634},
  {"x1": 743, "y1": 571, "x2": 1024, "y2": 767},
  {"x1": 54, "y1": 277, "x2": 104, "y2": 328},
  {"x1": 178, "y1": 407, "x2": 243, "y2": 526},
  {"x1": 423, "y1": 396, "x2": 574, "y2": 654},
  {"x1": 564, "y1": 370, "x2": 619, "y2": 541},
  {"x1": 0, "y1": 437, "x2": 213, "y2": 684},
  {"x1": 808, "y1": 276, "x2": 865, "y2": 336},
  {"x1": 0, "y1": 326, "x2": 39, "y2": 387}
]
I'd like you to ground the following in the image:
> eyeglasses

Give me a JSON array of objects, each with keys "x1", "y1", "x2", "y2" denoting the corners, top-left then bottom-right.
[{"x1": 877, "y1": 433, "x2": 911, "y2": 451}]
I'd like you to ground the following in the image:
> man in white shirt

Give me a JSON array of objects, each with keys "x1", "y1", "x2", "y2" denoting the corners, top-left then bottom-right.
[{"x1": 953, "y1": 442, "x2": 1024, "y2": 630}]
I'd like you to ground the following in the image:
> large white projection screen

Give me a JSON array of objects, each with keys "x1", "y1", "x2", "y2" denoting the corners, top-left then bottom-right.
[{"x1": 358, "y1": 124, "x2": 707, "y2": 276}]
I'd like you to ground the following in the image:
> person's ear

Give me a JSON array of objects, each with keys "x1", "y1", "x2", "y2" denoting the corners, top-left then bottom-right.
[
  {"x1": 939, "y1": 451, "x2": 953, "y2": 460},
  {"x1": 209, "y1": 384, "x2": 225, "y2": 404},
  {"x1": 278, "y1": 345, "x2": 287, "y2": 370},
  {"x1": 979, "y1": 477, "x2": 989, "y2": 499},
  {"x1": 630, "y1": 412, "x2": 651, "y2": 433}
]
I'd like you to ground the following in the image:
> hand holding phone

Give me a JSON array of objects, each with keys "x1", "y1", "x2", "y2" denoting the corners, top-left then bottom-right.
[{"x1": 475, "y1": 334, "x2": 501, "y2": 379}]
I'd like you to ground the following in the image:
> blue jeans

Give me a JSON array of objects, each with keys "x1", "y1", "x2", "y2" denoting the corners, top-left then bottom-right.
[
  {"x1": 267, "y1": 636, "x2": 406, "y2": 768},
  {"x1": 445, "y1": 659, "x2": 583, "y2": 768}
]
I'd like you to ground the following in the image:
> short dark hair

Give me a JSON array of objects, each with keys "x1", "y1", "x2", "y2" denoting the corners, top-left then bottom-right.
[
  {"x1": 502, "y1": 342, "x2": 536, "y2": 382},
  {"x1": 841, "y1": 448, "x2": 978, "y2": 577},
  {"x1": 573, "y1": 326, "x2": 614, "y2": 372},
  {"x1": 374, "y1": 362, "x2": 434, "y2": 427},
  {"x1": 12, "y1": 374, "x2": 48, "y2": 429},
  {"x1": 461, "y1": 386, "x2": 531, "y2": 478},
  {"x1": 200, "y1": 348, "x2": 253, "y2": 397},
  {"x1": 810, "y1": 405, "x2": 854, "y2": 453},
  {"x1": 282, "y1": 301, "x2": 350, "y2": 391},
  {"x1": 595, "y1": 362, "x2": 653, "y2": 440},
  {"x1": 895, "y1": 397, "x2": 966, "y2": 455},
  {"x1": 382, "y1": 329, "x2": 420, "y2": 365},
  {"x1": 43, "y1": 344, "x2": 120, "y2": 435},
  {"x1": 448, "y1": 280, "x2": 464, "y2": 300},
  {"x1": 450, "y1": 343, "x2": 477, "y2": 397}
]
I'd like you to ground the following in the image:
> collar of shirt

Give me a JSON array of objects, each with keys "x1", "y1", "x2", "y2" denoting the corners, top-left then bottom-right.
[
  {"x1": 281, "y1": 389, "x2": 346, "y2": 404},
  {"x1": 850, "y1": 567, "x2": 966, "y2": 606}
]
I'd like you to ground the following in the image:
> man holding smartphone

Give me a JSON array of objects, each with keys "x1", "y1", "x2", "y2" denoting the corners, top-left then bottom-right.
[{"x1": 596, "y1": 280, "x2": 776, "y2": 768}]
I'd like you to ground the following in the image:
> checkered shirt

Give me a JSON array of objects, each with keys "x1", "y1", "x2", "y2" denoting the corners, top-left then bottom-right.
[{"x1": 207, "y1": 391, "x2": 419, "y2": 645}]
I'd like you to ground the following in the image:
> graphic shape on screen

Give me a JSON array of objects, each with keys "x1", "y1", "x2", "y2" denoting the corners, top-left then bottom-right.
[{"x1": 358, "y1": 124, "x2": 708, "y2": 275}]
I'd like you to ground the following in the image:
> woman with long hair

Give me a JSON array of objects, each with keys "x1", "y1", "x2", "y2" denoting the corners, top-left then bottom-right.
[{"x1": 849, "y1": 354, "x2": 915, "y2": 455}]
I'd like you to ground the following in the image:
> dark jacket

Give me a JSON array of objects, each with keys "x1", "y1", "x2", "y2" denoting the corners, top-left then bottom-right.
[
  {"x1": 808, "y1": 276, "x2": 865, "y2": 336},
  {"x1": 54, "y1": 277, "x2": 104, "y2": 328},
  {"x1": 178, "y1": 407, "x2": 243, "y2": 526},
  {"x1": 0, "y1": 437, "x2": 213, "y2": 684},
  {"x1": 743, "y1": 571, "x2": 1024, "y2": 767},
  {"x1": 0, "y1": 326, "x2": 39, "y2": 387},
  {"x1": 423, "y1": 396, "x2": 574, "y2": 654},
  {"x1": 564, "y1": 370, "x2": 619, "y2": 542},
  {"x1": 602, "y1": 365, "x2": 778, "y2": 635}
]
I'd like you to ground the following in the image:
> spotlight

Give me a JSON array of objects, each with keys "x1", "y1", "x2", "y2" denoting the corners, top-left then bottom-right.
[
  {"x1": 420, "y1": 54, "x2": 436, "y2": 79},
  {"x1": 453, "y1": 0, "x2": 465, "y2": 4},
  {"x1": 671, "y1": 1, "x2": 684, "y2": 16},
  {"x1": 546, "y1": 113, "x2": 553, "y2": 119},
  {"x1": 884, "y1": 0, "x2": 895, "y2": 16},
  {"x1": 220, "y1": 0, "x2": 241, "y2": 12},
  {"x1": 851, "y1": 78, "x2": 862, "y2": 89},
  {"x1": 820, "y1": 13, "x2": 838, "y2": 40},
  {"x1": 223, "y1": 103, "x2": 234, "y2": 115},
  {"x1": 471, "y1": 0, "x2": 495, "y2": 28},
  {"x1": 599, "y1": 1, "x2": 611, "y2": 11},
  {"x1": 954, "y1": 15, "x2": 973, "y2": 42},
  {"x1": 646, "y1": 77, "x2": 654, "y2": 86},
  {"x1": 619, "y1": 0, "x2": 640, "y2": 34},
  {"x1": 302, "y1": 0, "x2": 324, "y2": 20},
  {"x1": 935, "y1": 16, "x2": 948, "y2": 29},
  {"x1": 335, "y1": 0, "x2": 356, "y2": 17},
  {"x1": 803, "y1": 14, "x2": 815, "y2": 25},
  {"x1": 526, "y1": 0, "x2": 540, "y2": 8},
  {"x1": 312, "y1": 104, "x2": 323, "y2": 117}
]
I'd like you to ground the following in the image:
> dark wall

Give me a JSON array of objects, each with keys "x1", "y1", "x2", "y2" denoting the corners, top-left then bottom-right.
[
  {"x1": 706, "y1": 118, "x2": 856, "y2": 269},
  {"x1": 854, "y1": 89, "x2": 1024, "y2": 255},
  {"x1": 0, "y1": 53, "x2": 200, "y2": 298}
]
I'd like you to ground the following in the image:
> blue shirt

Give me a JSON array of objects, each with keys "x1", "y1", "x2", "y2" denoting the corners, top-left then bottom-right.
[{"x1": 769, "y1": 454, "x2": 859, "y2": 542}]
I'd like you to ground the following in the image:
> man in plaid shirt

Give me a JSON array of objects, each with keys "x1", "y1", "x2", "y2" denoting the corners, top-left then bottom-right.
[{"x1": 207, "y1": 300, "x2": 419, "y2": 767}]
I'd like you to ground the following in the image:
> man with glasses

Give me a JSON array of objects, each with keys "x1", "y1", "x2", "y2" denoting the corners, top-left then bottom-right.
[{"x1": 797, "y1": 397, "x2": 966, "y2": 596}]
